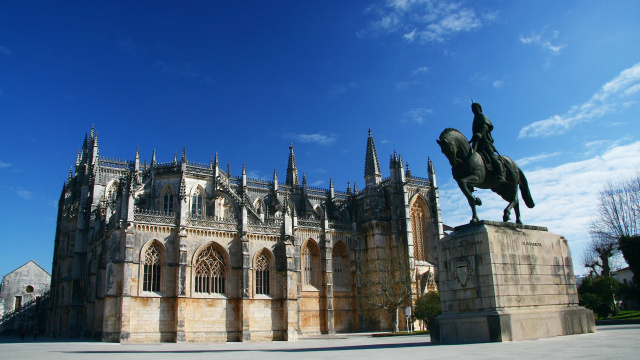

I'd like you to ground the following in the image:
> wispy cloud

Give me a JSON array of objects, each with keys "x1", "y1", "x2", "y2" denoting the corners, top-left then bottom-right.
[
  {"x1": 328, "y1": 82, "x2": 358, "y2": 97},
  {"x1": 118, "y1": 38, "x2": 138, "y2": 58},
  {"x1": 0, "y1": 160, "x2": 11, "y2": 169},
  {"x1": 403, "y1": 107, "x2": 433, "y2": 125},
  {"x1": 14, "y1": 187, "x2": 34, "y2": 200},
  {"x1": 396, "y1": 80, "x2": 418, "y2": 90},
  {"x1": 288, "y1": 133, "x2": 337, "y2": 146},
  {"x1": 411, "y1": 66, "x2": 429, "y2": 76},
  {"x1": 153, "y1": 60, "x2": 212, "y2": 84},
  {"x1": 516, "y1": 152, "x2": 560, "y2": 167},
  {"x1": 0, "y1": 46, "x2": 12, "y2": 56},
  {"x1": 439, "y1": 141, "x2": 640, "y2": 275},
  {"x1": 519, "y1": 30, "x2": 565, "y2": 55},
  {"x1": 519, "y1": 62, "x2": 640, "y2": 138},
  {"x1": 362, "y1": 0, "x2": 493, "y2": 43}
]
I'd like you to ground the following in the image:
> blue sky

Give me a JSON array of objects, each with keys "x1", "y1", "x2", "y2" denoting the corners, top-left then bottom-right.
[{"x1": 1, "y1": 1, "x2": 640, "y2": 278}]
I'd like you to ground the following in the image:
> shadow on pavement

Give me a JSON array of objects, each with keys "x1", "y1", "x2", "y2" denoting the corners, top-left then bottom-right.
[{"x1": 63, "y1": 341, "x2": 430, "y2": 354}]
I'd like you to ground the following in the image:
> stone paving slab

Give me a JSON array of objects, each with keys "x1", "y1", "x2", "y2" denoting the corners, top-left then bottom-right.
[{"x1": 1, "y1": 325, "x2": 638, "y2": 360}]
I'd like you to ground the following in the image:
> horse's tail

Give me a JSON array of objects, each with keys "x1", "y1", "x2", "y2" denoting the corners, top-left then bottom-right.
[{"x1": 518, "y1": 168, "x2": 535, "y2": 208}]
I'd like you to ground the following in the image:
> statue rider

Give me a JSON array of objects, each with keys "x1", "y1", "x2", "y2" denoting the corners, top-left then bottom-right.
[{"x1": 469, "y1": 102, "x2": 506, "y2": 184}]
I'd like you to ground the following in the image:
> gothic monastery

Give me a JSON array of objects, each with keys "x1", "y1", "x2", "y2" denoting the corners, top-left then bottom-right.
[{"x1": 48, "y1": 127, "x2": 443, "y2": 342}]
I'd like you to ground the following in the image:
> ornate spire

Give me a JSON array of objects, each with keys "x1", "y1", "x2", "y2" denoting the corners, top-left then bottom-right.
[
  {"x1": 226, "y1": 163, "x2": 230, "y2": 177},
  {"x1": 173, "y1": 152, "x2": 178, "y2": 165},
  {"x1": 405, "y1": 162, "x2": 411, "y2": 177},
  {"x1": 90, "y1": 125, "x2": 95, "y2": 140},
  {"x1": 209, "y1": 157, "x2": 213, "y2": 169},
  {"x1": 135, "y1": 146, "x2": 140, "y2": 171},
  {"x1": 181, "y1": 147, "x2": 187, "y2": 163},
  {"x1": 353, "y1": 181, "x2": 358, "y2": 194},
  {"x1": 364, "y1": 129, "x2": 382, "y2": 187},
  {"x1": 329, "y1": 177, "x2": 334, "y2": 189},
  {"x1": 286, "y1": 143, "x2": 300, "y2": 187},
  {"x1": 347, "y1": 181, "x2": 352, "y2": 194},
  {"x1": 151, "y1": 149, "x2": 156, "y2": 166},
  {"x1": 214, "y1": 152, "x2": 219, "y2": 168},
  {"x1": 302, "y1": 173, "x2": 307, "y2": 186},
  {"x1": 273, "y1": 168, "x2": 278, "y2": 182}
]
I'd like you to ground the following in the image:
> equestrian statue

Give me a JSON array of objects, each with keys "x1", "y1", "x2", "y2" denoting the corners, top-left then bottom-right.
[{"x1": 436, "y1": 102, "x2": 534, "y2": 224}]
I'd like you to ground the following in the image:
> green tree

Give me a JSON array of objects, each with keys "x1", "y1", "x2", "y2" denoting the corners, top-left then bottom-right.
[
  {"x1": 578, "y1": 276, "x2": 621, "y2": 319},
  {"x1": 619, "y1": 236, "x2": 640, "y2": 289},
  {"x1": 414, "y1": 291, "x2": 441, "y2": 330}
]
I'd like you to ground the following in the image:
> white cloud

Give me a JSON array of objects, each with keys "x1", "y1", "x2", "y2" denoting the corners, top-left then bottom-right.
[
  {"x1": 0, "y1": 160, "x2": 11, "y2": 168},
  {"x1": 396, "y1": 80, "x2": 418, "y2": 90},
  {"x1": 519, "y1": 30, "x2": 565, "y2": 55},
  {"x1": 15, "y1": 187, "x2": 34, "y2": 200},
  {"x1": 0, "y1": 46, "x2": 12, "y2": 56},
  {"x1": 411, "y1": 66, "x2": 429, "y2": 76},
  {"x1": 516, "y1": 152, "x2": 560, "y2": 167},
  {"x1": 290, "y1": 133, "x2": 337, "y2": 146},
  {"x1": 439, "y1": 141, "x2": 640, "y2": 275},
  {"x1": 492, "y1": 80, "x2": 504, "y2": 89},
  {"x1": 363, "y1": 0, "x2": 492, "y2": 43},
  {"x1": 519, "y1": 62, "x2": 640, "y2": 138},
  {"x1": 403, "y1": 107, "x2": 433, "y2": 125}
]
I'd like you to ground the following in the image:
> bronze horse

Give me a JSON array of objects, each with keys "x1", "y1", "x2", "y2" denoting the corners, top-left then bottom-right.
[{"x1": 437, "y1": 128, "x2": 534, "y2": 224}]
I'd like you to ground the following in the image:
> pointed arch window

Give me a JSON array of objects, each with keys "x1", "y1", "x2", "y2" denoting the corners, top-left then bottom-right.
[
  {"x1": 194, "y1": 245, "x2": 226, "y2": 294},
  {"x1": 303, "y1": 246, "x2": 313, "y2": 286},
  {"x1": 163, "y1": 191, "x2": 174, "y2": 213},
  {"x1": 143, "y1": 244, "x2": 162, "y2": 292},
  {"x1": 411, "y1": 198, "x2": 435, "y2": 263},
  {"x1": 191, "y1": 188, "x2": 203, "y2": 217},
  {"x1": 255, "y1": 253, "x2": 270, "y2": 295},
  {"x1": 333, "y1": 244, "x2": 349, "y2": 289}
]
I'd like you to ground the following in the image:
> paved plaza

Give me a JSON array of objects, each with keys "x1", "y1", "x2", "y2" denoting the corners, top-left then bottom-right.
[{"x1": 1, "y1": 325, "x2": 638, "y2": 360}]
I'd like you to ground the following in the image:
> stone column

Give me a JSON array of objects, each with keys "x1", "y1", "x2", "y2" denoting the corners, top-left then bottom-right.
[
  {"x1": 118, "y1": 225, "x2": 135, "y2": 343},
  {"x1": 322, "y1": 220, "x2": 335, "y2": 335},
  {"x1": 175, "y1": 229, "x2": 188, "y2": 342},
  {"x1": 241, "y1": 234, "x2": 251, "y2": 341}
]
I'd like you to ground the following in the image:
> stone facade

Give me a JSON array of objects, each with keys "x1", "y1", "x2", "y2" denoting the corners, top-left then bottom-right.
[
  {"x1": 48, "y1": 127, "x2": 444, "y2": 342},
  {"x1": 0, "y1": 260, "x2": 51, "y2": 334}
]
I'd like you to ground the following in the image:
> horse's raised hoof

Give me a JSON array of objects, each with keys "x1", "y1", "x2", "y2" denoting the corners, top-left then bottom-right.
[
  {"x1": 503, "y1": 214, "x2": 510, "y2": 222},
  {"x1": 475, "y1": 197, "x2": 482, "y2": 206}
]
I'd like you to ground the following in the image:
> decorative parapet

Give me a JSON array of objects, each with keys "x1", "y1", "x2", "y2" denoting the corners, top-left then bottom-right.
[
  {"x1": 247, "y1": 217, "x2": 283, "y2": 234},
  {"x1": 406, "y1": 175, "x2": 430, "y2": 187},
  {"x1": 328, "y1": 221, "x2": 351, "y2": 232},
  {"x1": 133, "y1": 209, "x2": 178, "y2": 225},
  {"x1": 185, "y1": 161, "x2": 210, "y2": 176},
  {"x1": 185, "y1": 213, "x2": 238, "y2": 231},
  {"x1": 297, "y1": 217, "x2": 321, "y2": 228}
]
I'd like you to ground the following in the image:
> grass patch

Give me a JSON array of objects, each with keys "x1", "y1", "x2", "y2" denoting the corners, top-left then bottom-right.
[{"x1": 595, "y1": 310, "x2": 640, "y2": 320}]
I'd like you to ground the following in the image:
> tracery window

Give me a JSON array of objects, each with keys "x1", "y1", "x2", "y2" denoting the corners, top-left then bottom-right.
[
  {"x1": 106, "y1": 182, "x2": 118, "y2": 210},
  {"x1": 333, "y1": 244, "x2": 349, "y2": 289},
  {"x1": 191, "y1": 188, "x2": 203, "y2": 217},
  {"x1": 411, "y1": 197, "x2": 435, "y2": 263},
  {"x1": 255, "y1": 253, "x2": 270, "y2": 295},
  {"x1": 194, "y1": 245, "x2": 226, "y2": 294},
  {"x1": 143, "y1": 243, "x2": 162, "y2": 292},
  {"x1": 163, "y1": 191, "x2": 174, "y2": 213},
  {"x1": 303, "y1": 246, "x2": 313, "y2": 286}
]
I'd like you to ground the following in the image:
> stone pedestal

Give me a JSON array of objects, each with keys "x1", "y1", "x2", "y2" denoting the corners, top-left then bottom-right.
[{"x1": 430, "y1": 221, "x2": 595, "y2": 344}]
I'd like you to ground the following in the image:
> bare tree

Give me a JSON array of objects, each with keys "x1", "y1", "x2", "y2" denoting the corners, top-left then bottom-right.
[
  {"x1": 590, "y1": 172, "x2": 640, "y2": 241},
  {"x1": 358, "y1": 241, "x2": 413, "y2": 333},
  {"x1": 587, "y1": 172, "x2": 640, "y2": 276}
]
